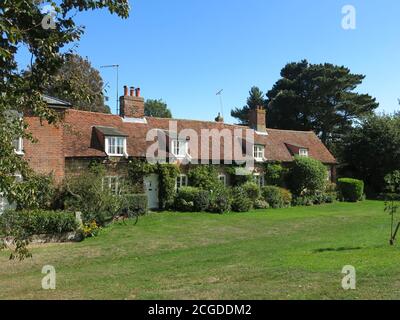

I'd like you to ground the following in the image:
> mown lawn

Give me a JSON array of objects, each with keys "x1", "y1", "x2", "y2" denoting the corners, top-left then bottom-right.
[{"x1": 0, "y1": 200, "x2": 399, "y2": 300}]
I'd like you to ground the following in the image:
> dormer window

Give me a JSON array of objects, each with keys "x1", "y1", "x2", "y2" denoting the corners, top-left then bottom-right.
[
  {"x1": 299, "y1": 148, "x2": 309, "y2": 157},
  {"x1": 171, "y1": 139, "x2": 188, "y2": 158},
  {"x1": 253, "y1": 145, "x2": 265, "y2": 161},
  {"x1": 94, "y1": 126, "x2": 128, "y2": 157},
  {"x1": 105, "y1": 136, "x2": 127, "y2": 156}
]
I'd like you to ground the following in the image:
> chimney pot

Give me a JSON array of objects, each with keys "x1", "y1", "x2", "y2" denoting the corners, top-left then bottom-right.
[
  {"x1": 215, "y1": 112, "x2": 224, "y2": 123},
  {"x1": 119, "y1": 86, "x2": 145, "y2": 118}
]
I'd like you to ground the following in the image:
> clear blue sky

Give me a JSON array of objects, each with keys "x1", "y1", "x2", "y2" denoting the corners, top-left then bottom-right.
[{"x1": 18, "y1": 0, "x2": 400, "y2": 123}]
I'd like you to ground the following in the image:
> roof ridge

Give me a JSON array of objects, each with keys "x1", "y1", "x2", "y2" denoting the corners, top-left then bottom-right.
[
  {"x1": 266, "y1": 128, "x2": 315, "y2": 134},
  {"x1": 67, "y1": 108, "x2": 121, "y2": 117},
  {"x1": 146, "y1": 116, "x2": 249, "y2": 128}
]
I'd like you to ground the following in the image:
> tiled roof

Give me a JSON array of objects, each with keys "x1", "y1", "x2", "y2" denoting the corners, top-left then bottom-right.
[
  {"x1": 62, "y1": 109, "x2": 336, "y2": 164},
  {"x1": 94, "y1": 126, "x2": 128, "y2": 137}
]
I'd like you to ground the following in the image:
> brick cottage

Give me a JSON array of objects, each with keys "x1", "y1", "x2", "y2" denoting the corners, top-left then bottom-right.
[{"x1": 0, "y1": 86, "x2": 336, "y2": 211}]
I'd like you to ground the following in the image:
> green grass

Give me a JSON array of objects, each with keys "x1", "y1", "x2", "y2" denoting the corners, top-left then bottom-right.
[{"x1": 1, "y1": 200, "x2": 400, "y2": 300}]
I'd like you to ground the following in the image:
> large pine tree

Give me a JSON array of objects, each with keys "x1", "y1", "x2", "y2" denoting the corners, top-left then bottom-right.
[
  {"x1": 266, "y1": 60, "x2": 378, "y2": 145},
  {"x1": 230, "y1": 86, "x2": 266, "y2": 125},
  {"x1": 230, "y1": 60, "x2": 378, "y2": 148}
]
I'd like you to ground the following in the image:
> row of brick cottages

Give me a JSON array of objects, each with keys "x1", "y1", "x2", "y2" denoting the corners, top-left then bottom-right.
[{"x1": 0, "y1": 86, "x2": 336, "y2": 212}]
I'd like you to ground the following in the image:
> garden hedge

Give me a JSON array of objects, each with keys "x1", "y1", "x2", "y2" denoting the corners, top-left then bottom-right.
[
  {"x1": 261, "y1": 186, "x2": 292, "y2": 208},
  {"x1": 231, "y1": 186, "x2": 253, "y2": 212},
  {"x1": 0, "y1": 209, "x2": 78, "y2": 237},
  {"x1": 337, "y1": 178, "x2": 364, "y2": 202}
]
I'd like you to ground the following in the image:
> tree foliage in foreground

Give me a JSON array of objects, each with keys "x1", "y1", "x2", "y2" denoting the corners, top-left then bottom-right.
[
  {"x1": 26, "y1": 54, "x2": 111, "y2": 113},
  {"x1": 0, "y1": 0, "x2": 130, "y2": 259}
]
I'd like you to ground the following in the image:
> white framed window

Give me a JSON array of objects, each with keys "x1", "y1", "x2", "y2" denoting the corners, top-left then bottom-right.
[
  {"x1": 105, "y1": 136, "x2": 127, "y2": 156},
  {"x1": 175, "y1": 174, "x2": 188, "y2": 190},
  {"x1": 171, "y1": 139, "x2": 188, "y2": 158},
  {"x1": 253, "y1": 145, "x2": 265, "y2": 161},
  {"x1": 299, "y1": 148, "x2": 309, "y2": 157},
  {"x1": 13, "y1": 137, "x2": 24, "y2": 155},
  {"x1": 218, "y1": 174, "x2": 227, "y2": 186},
  {"x1": 102, "y1": 176, "x2": 122, "y2": 195},
  {"x1": 253, "y1": 173, "x2": 265, "y2": 188}
]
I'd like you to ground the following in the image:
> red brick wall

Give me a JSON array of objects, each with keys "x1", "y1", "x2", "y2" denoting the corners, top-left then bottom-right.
[{"x1": 24, "y1": 117, "x2": 65, "y2": 183}]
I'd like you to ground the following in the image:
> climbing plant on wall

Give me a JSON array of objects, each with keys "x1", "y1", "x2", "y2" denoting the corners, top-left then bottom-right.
[
  {"x1": 127, "y1": 159, "x2": 156, "y2": 193},
  {"x1": 157, "y1": 163, "x2": 180, "y2": 209},
  {"x1": 127, "y1": 159, "x2": 180, "y2": 209}
]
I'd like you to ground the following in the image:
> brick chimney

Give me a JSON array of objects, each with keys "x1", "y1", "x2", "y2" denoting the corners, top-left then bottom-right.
[
  {"x1": 248, "y1": 106, "x2": 266, "y2": 132},
  {"x1": 119, "y1": 85, "x2": 145, "y2": 118}
]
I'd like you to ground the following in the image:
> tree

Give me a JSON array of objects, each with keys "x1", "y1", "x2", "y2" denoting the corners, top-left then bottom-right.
[
  {"x1": 340, "y1": 114, "x2": 400, "y2": 197},
  {"x1": 266, "y1": 60, "x2": 378, "y2": 146},
  {"x1": 231, "y1": 86, "x2": 266, "y2": 125},
  {"x1": 0, "y1": 0, "x2": 129, "y2": 258},
  {"x1": 144, "y1": 99, "x2": 172, "y2": 118},
  {"x1": 27, "y1": 54, "x2": 110, "y2": 113}
]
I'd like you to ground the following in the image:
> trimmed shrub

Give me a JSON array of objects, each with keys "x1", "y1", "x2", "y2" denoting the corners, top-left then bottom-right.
[
  {"x1": 292, "y1": 195, "x2": 314, "y2": 207},
  {"x1": 187, "y1": 165, "x2": 221, "y2": 191},
  {"x1": 264, "y1": 162, "x2": 287, "y2": 186},
  {"x1": 287, "y1": 156, "x2": 327, "y2": 196},
  {"x1": 120, "y1": 194, "x2": 148, "y2": 217},
  {"x1": 174, "y1": 187, "x2": 199, "y2": 212},
  {"x1": 242, "y1": 181, "x2": 261, "y2": 202},
  {"x1": 337, "y1": 178, "x2": 364, "y2": 202},
  {"x1": 261, "y1": 186, "x2": 292, "y2": 209},
  {"x1": 0, "y1": 209, "x2": 78, "y2": 237},
  {"x1": 208, "y1": 187, "x2": 231, "y2": 214},
  {"x1": 194, "y1": 190, "x2": 210, "y2": 212},
  {"x1": 292, "y1": 191, "x2": 337, "y2": 206},
  {"x1": 254, "y1": 199, "x2": 270, "y2": 209},
  {"x1": 280, "y1": 188, "x2": 293, "y2": 207},
  {"x1": 231, "y1": 186, "x2": 253, "y2": 212}
]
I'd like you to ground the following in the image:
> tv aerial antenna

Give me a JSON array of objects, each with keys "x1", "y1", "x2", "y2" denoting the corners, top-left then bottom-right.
[
  {"x1": 216, "y1": 89, "x2": 224, "y2": 118},
  {"x1": 100, "y1": 64, "x2": 119, "y2": 114}
]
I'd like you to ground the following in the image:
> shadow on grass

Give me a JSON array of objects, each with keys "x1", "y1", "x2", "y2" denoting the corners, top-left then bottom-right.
[{"x1": 313, "y1": 246, "x2": 362, "y2": 253}]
